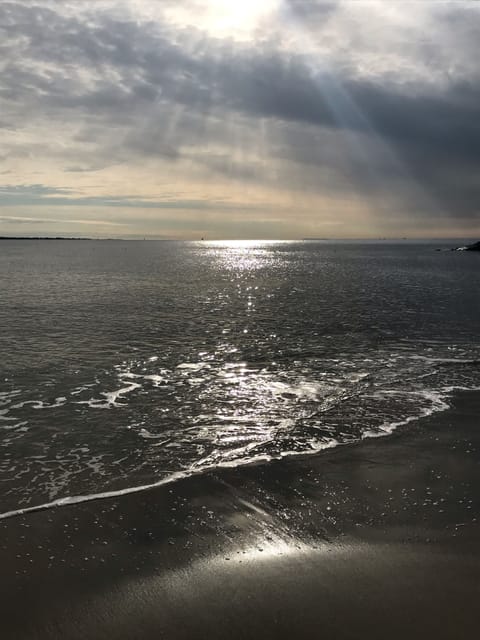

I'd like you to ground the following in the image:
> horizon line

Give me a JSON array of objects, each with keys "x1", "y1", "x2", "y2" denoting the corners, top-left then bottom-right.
[{"x1": 0, "y1": 235, "x2": 478, "y2": 242}]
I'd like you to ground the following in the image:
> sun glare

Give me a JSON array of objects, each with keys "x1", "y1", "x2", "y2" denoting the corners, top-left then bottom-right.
[{"x1": 196, "y1": 0, "x2": 279, "y2": 39}]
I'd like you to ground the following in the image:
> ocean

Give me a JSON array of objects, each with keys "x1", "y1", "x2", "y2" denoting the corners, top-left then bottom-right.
[{"x1": 1, "y1": 239, "x2": 479, "y2": 518}]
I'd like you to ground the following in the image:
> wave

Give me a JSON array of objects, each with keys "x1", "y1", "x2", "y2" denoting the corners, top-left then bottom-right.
[
  {"x1": 0, "y1": 384, "x2": 476, "y2": 522},
  {"x1": 2, "y1": 341, "x2": 480, "y2": 521}
]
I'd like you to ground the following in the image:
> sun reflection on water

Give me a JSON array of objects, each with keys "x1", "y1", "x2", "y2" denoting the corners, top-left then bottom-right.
[{"x1": 199, "y1": 239, "x2": 291, "y2": 271}]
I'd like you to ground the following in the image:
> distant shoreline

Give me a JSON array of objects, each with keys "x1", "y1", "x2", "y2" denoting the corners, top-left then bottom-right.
[
  {"x1": 0, "y1": 236, "x2": 95, "y2": 240},
  {"x1": 0, "y1": 236, "x2": 147, "y2": 241},
  {"x1": 1, "y1": 236, "x2": 478, "y2": 242}
]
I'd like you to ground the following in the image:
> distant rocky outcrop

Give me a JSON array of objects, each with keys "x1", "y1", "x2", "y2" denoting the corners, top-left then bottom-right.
[
  {"x1": 466, "y1": 241, "x2": 480, "y2": 251},
  {"x1": 452, "y1": 240, "x2": 480, "y2": 251}
]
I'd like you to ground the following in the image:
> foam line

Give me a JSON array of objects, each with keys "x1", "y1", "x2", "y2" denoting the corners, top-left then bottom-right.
[
  {"x1": 2, "y1": 382, "x2": 479, "y2": 523},
  {"x1": 0, "y1": 388, "x2": 457, "y2": 523},
  {"x1": 0, "y1": 437, "x2": 349, "y2": 522}
]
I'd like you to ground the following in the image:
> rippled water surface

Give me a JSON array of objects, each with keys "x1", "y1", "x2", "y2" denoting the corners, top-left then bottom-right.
[{"x1": 1, "y1": 239, "x2": 479, "y2": 514}]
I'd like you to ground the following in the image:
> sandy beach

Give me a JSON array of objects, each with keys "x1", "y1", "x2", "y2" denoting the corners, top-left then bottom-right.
[{"x1": 1, "y1": 390, "x2": 479, "y2": 639}]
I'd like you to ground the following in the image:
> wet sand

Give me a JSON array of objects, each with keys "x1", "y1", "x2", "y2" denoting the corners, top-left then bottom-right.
[{"x1": 1, "y1": 391, "x2": 479, "y2": 639}]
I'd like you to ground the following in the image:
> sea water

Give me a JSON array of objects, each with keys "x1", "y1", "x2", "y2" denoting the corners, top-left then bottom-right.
[{"x1": 1, "y1": 239, "x2": 479, "y2": 517}]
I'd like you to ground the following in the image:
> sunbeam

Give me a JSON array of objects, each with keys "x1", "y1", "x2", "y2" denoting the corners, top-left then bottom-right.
[{"x1": 276, "y1": 1, "x2": 445, "y2": 220}]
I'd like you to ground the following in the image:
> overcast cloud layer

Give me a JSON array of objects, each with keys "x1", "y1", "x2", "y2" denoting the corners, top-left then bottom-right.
[{"x1": 1, "y1": 0, "x2": 479, "y2": 238}]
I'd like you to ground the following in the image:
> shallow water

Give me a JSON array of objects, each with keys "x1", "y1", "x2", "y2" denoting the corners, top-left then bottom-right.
[{"x1": 1, "y1": 239, "x2": 479, "y2": 515}]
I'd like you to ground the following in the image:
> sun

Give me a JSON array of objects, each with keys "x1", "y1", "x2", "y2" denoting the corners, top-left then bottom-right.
[
  {"x1": 197, "y1": 0, "x2": 280, "y2": 40},
  {"x1": 159, "y1": 0, "x2": 280, "y2": 41}
]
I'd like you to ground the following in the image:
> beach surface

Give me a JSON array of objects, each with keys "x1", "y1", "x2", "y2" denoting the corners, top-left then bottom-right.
[{"x1": 1, "y1": 391, "x2": 479, "y2": 639}]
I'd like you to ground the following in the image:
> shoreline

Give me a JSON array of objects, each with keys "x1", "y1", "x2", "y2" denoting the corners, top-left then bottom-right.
[
  {"x1": 1, "y1": 389, "x2": 479, "y2": 638},
  {"x1": 0, "y1": 383, "x2": 467, "y2": 523}
]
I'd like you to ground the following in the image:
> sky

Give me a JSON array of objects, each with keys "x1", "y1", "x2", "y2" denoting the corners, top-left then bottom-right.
[{"x1": 0, "y1": 0, "x2": 479, "y2": 239}]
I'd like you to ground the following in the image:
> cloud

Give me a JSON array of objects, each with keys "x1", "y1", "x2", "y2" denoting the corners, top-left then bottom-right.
[
  {"x1": 0, "y1": 1, "x2": 479, "y2": 236},
  {"x1": 0, "y1": 214, "x2": 128, "y2": 226},
  {"x1": 0, "y1": 184, "x2": 73, "y2": 196},
  {"x1": 0, "y1": 183, "x2": 273, "y2": 211}
]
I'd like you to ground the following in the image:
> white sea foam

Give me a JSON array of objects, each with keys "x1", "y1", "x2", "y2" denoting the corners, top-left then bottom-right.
[
  {"x1": 0, "y1": 390, "x2": 21, "y2": 401},
  {"x1": 409, "y1": 356, "x2": 479, "y2": 364},
  {"x1": 102, "y1": 382, "x2": 141, "y2": 406},
  {"x1": 70, "y1": 383, "x2": 96, "y2": 396},
  {"x1": 143, "y1": 374, "x2": 168, "y2": 386},
  {"x1": 362, "y1": 389, "x2": 450, "y2": 439},
  {"x1": 2, "y1": 344, "x2": 480, "y2": 522},
  {"x1": 11, "y1": 397, "x2": 67, "y2": 410},
  {"x1": 0, "y1": 408, "x2": 15, "y2": 422},
  {"x1": 0, "y1": 380, "x2": 467, "y2": 523},
  {"x1": 176, "y1": 362, "x2": 210, "y2": 371},
  {"x1": 441, "y1": 384, "x2": 480, "y2": 393},
  {"x1": 139, "y1": 428, "x2": 167, "y2": 440},
  {"x1": 0, "y1": 436, "x2": 342, "y2": 522},
  {"x1": 77, "y1": 381, "x2": 141, "y2": 408},
  {"x1": 0, "y1": 384, "x2": 471, "y2": 523}
]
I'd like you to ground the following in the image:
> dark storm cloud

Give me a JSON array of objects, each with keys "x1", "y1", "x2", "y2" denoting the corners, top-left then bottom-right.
[
  {"x1": 1, "y1": 1, "x2": 479, "y2": 220},
  {"x1": 344, "y1": 80, "x2": 480, "y2": 218}
]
